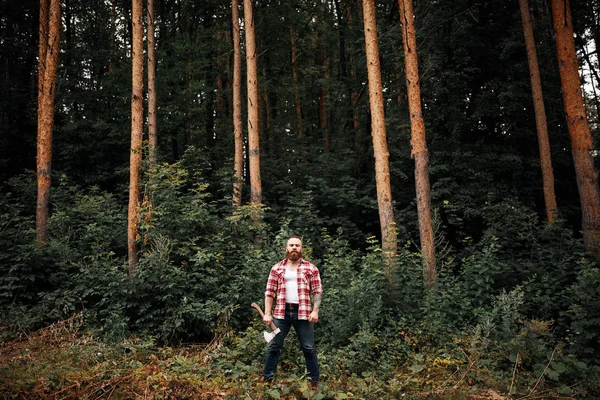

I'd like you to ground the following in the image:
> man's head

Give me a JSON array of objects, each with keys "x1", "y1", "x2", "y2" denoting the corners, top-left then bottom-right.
[{"x1": 286, "y1": 235, "x2": 303, "y2": 262}]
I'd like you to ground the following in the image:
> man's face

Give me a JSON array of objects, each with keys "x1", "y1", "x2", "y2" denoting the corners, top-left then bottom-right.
[{"x1": 286, "y1": 238, "x2": 303, "y2": 261}]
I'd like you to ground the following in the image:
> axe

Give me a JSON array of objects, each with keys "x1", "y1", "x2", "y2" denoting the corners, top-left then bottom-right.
[{"x1": 251, "y1": 303, "x2": 281, "y2": 343}]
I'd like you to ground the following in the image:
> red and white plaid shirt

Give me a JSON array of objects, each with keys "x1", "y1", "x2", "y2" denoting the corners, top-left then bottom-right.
[{"x1": 265, "y1": 258, "x2": 322, "y2": 320}]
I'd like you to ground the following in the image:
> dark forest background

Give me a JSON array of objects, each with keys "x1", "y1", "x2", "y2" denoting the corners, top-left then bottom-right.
[{"x1": 1, "y1": 0, "x2": 600, "y2": 398}]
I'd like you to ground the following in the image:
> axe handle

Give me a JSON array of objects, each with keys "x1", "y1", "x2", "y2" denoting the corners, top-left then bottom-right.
[{"x1": 251, "y1": 303, "x2": 278, "y2": 331}]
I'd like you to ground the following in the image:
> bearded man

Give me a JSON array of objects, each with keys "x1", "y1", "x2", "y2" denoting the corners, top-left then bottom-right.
[{"x1": 262, "y1": 234, "x2": 323, "y2": 387}]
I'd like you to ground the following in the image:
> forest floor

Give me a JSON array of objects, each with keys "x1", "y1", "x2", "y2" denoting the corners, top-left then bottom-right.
[{"x1": 0, "y1": 316, "x2": 587, "y2": 399}]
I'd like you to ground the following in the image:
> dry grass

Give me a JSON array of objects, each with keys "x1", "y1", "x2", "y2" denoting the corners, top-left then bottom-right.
[{"x1": 0, "y1": 316, "x2": 587, "y2": 399}]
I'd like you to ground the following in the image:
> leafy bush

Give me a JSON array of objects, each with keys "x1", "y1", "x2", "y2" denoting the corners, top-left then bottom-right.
[{"x1": 567, "y1": 260, "x2": 600, "y2": 364}]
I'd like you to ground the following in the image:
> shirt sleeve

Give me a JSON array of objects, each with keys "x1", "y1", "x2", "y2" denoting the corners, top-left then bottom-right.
[
  {"x1": 310, "y1": 265, "x2": 323, "y2": 296},
  {"x1": 264, "y1": 265, "x2": 279, "y2": 298}
]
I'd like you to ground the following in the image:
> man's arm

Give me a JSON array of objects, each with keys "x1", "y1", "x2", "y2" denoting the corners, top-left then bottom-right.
[
  {"x1": 308, "y1": 266, "x2": 323, "y2": 323},
  {"x1": 263, "y1": 265, "x2": 278, "y2": 325},
  {"x1": 308, "y1": 293, "x2": 321, "y2": 323},
  {"x1": 312, "y1": 293, "x2": 322, "y2": 312},
  {"x1": 263, "y1": 296, "x2": 274, "y2": 325}
]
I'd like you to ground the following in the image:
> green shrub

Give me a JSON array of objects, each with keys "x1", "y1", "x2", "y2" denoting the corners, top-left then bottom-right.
[{"x1": 567, "y1": 260, "x2": 600, "y2": 364}]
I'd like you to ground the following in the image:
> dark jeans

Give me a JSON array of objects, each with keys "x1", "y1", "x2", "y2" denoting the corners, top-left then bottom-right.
[{"x1": 262, "y1": 305, "x2": 319, "y2": 382}]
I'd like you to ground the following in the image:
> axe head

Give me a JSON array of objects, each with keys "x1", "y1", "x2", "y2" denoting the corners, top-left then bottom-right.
[{"x1": 263, "y1": 327, "x2": 281, "y2": 343}]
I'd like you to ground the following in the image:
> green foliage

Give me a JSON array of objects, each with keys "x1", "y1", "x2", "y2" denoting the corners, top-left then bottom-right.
[
  {"x1": 318, "y1": 232, "x2": 387, "y2": 348},
  {"x1": 567, "y1": 260, "x2": 600, "y2": 364}
]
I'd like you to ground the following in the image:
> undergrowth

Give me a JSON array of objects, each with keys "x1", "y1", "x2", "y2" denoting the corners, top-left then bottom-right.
[
  {"x1": 2, "y1": 162, "x2": 600, "y2": 399},
  {"x1": 0, "y1": 313, "x2": 597, "y2": 399}
]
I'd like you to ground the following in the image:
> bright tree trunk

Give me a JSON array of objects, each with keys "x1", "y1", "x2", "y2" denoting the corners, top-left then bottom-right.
[
  {"x1": 398, "y1": 0, "x2": 437, "y2": 287},
  {"x1": 36, "y1": 0, "x2": 60, "y2": 247},
  {"x1": 290, "y1": 25, "x2": 306, "y2": 162},
  {"x1": 232, "y1": 0, "x2": 243, "y2": 207},
  {"x1": 244, "y1": 0, "x2": 262, "y2": 209},
  {"x1": 148, "y1": 0, "x2": 158, "y2": 168},
  {"x1": 551, "y1": 0, "x2": 600, "y2": 256},
  {"x1": 519, "y1": 0, "x2": 558, "y2": 224},
  {"x1": 37, "y1": 0, "x2": 48, "y2": 108},
  {"x1": 128, "y1": 0, "x2": 144, "y2": 274},
  {"x1": 362, "y1": 0, "x2": 398, "y2": 279}
]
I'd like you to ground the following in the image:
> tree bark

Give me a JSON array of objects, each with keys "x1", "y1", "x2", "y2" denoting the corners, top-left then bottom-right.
[
  {"x1": 36, "y1": 0, "x2": 60, "y2": 247},
  {"x1": 148, "y1": 0, "x2": 158, "y2": 168},
  {"x1": 37, "y1": 0, "x2": 49, "y2": 105},
  {"x1": 244, "y1": 0, "x2": 263, "y2": 210},
  {"x1": 398, "y1": 0, "x2": 437, "y2": 288},
  {"x1": 519, "y1": 0, "x2": 558, "y2": 224},
  {"x1": 128, "y1": 0, "x2": 144, "y2": 274},
  {"x1": 362, "y1": 0, "x2": 398, "y2": 279},
  {"x1": 232, "y1": 0, "x2": 244, "y2": 207},
  {"x1": 551, "y1": 0, "x2": 600, "y2": 256}
]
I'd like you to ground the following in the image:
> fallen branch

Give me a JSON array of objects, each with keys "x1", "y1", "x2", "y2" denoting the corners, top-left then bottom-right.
[
  {"x1": 509, "y1": 352, "x2": 520, "y2": 396},
  {"x1": 519, "y1": 346, "x2": 558, "y2": 399},
  {"x1": 452, "y1": 347, "x2": 477, "y2": 390}
]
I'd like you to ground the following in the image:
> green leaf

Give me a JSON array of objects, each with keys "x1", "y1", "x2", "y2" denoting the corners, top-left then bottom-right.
[
  {"x1": 546, "y1": 369, "x2": 560, "y2": 381},
  {"x1": 573, "y1": 361, "x2": 587, "y2": 369},
  {"x1": 267, "y1": 389, "x2": 281, "y2": 399},
  {"x1": 551, "y1": 362, "x2": 566, "y2": 374},
  {"x1": 409, "y1": 363, "x2": 425, "y2": 373},
  {"x1": 558, "y1": 385, "x2": 572, "y2": 395}
]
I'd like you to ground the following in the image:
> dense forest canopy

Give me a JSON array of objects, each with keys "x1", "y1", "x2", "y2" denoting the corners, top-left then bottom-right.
[
  {"x1": 1, "y1": 0, "x2": 600, "y2": 397},
  {"x1": 2, "y1": 0, "x2": 598, "y2": 235}
]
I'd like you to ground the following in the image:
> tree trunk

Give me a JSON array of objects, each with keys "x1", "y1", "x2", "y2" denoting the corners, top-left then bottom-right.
[
  {"x1": 185, "y1": 8, "x2": 193, "y2": 144},
  {"x1": 216, "y1": 25, "x2": 225, "y2": 117},
  {"x1": 202, "y1": 6, "x2": 216, "y2": 149},
  {"x1": 37, "y1": 0, "x2": 48, "y2": 104},
  {"x1": 361, "y1": 0, "x2": 398, "y2": 279},
  {"x1": 36, "y1": 0, "x2": 60, "y2": 247},
  {"x1": 580, "y1": 44, "x2": 600, "y2": 124},
  {"x1": 232, "y1": 0, "x2": 244, "y2": 207},
  {"x1": 519, "y1": 0, "x2": 558, "y2": 224},
  {"x1": 551, "y1": 0, "x2": 600, "y2": 257},
  {"x1": 320, "y1": 63, "x2": 330, "y2": 152},
  {"x1": 128, "y1": 0, "x2": 144, "y2": 274},
  {"x1": 148, "y1": 0, "x2": 158, "y2": 168},
  {"x1": 261, "y1": 70, "x2": 271, "y2": 138},
  {"x1": 347, "y1": 4, "x2": 361, "y2": 149},
  {"x1": 398, "y1": 0, "x2": 437, "y2": 288},
  {"x1": 244, "y1": 0, "x2": 262, "y2": 210},
  {"x1": 290, "y1": 25, "x2": 306, "y2": 162},
  {"x1": 109, "y1": 0, "x2": 116, "y2": 73},
  {"x1": 333, "y1": 0, "x2": 347, "y2": 80},
  {"x1": 225, "y1": 29, "x2": 233, "y2": 120},
  {"x1": 316, "y1": 31, "x2": 329, "y2": 152}
]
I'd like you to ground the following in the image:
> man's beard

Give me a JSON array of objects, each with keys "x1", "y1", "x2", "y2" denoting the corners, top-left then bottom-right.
[{"x1": 287, "y1": 250, "x2": 301, "y2": 261}]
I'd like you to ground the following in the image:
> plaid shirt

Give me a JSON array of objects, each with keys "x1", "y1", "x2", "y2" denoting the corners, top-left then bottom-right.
[{"x1": 265, "y1": 258, "x2": 323, "y2": 320}]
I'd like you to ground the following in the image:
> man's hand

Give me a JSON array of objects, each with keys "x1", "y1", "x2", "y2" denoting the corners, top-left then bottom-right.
[
  {"x1": 308, "y1": 310, "x2": 319, "y2": 324},
  {"x1": 263, "y1": 313, "x2": 273, "y2": 326}
]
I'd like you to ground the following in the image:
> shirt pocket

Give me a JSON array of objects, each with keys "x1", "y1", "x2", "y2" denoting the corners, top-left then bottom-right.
[{"x1": 298, "y1": 270, "x2": 310, "y2": 286}]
